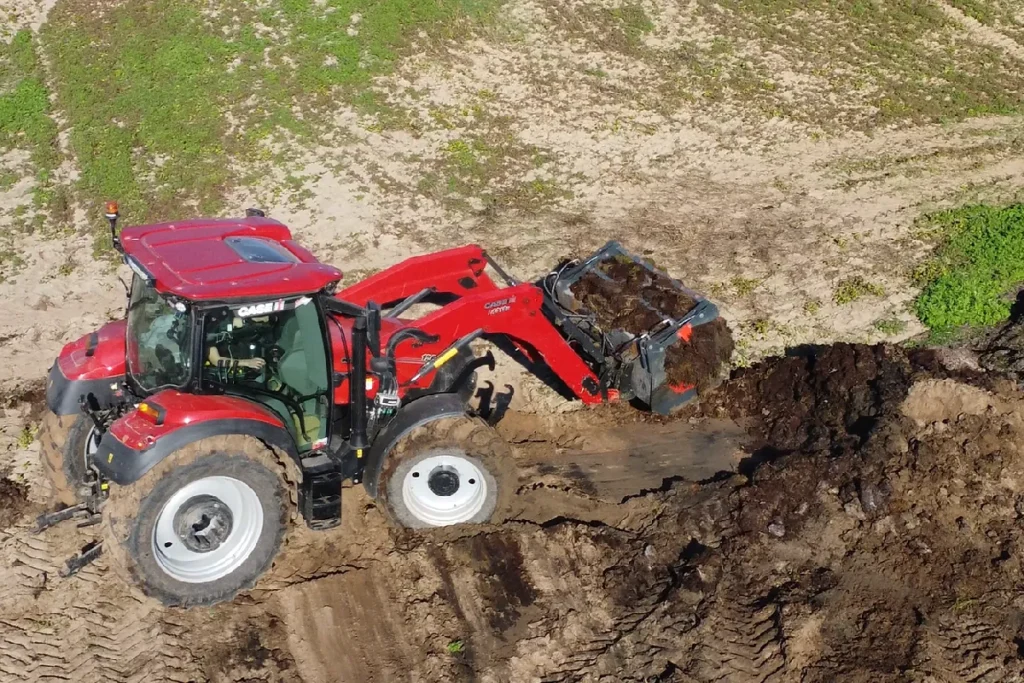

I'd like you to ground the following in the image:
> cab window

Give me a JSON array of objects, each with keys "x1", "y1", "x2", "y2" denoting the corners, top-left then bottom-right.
[{"x1": 200, "y1": 298, "x2": 330, "y2": 452}]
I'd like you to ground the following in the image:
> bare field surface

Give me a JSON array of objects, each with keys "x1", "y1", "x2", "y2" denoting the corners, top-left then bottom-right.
[{"x1": 2, "y1": 0, "x2": 1024, "y2": 681}]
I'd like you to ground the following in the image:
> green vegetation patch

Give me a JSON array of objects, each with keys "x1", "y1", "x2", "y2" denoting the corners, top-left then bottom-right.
[
  {"x1": 417, "y1": 100, "x2": 572, "y2": 213},
  {"x1": 874, "y1": 317, "x2": 907, "y2": 335},
  {"x1": 833, "y1": 276, "x2": 885, "y2": 305},
  {"x1": 915, "y1": 204, "x2": 1024, "y2": 332},
  {"x1": 691, "y1": 0, "x2": 1024, "y2": 128},
  {"x1": 41, "y1": 0, "x2": 498, "y2": 238},
  {"x1": 948, "y1": 0, "x2": 997, "y2": 24},
  {"x1": 0, "y1": 30, "x2": 59, "y2": 219}
]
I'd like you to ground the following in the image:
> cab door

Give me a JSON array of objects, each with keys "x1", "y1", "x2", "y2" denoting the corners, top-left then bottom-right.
[{"x1": 200, "y1": 296, "x2": 332, "y2": 452}]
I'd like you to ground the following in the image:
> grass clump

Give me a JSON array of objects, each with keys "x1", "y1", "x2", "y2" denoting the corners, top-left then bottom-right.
[
  {"x1": 948, "y1": 0, "x2": 996, "y2": 24},
  {"x1": 915, "y1": 204, "x2": 1024, "y2": 333},
  {"x1": 16, "y1": 424, "x2": 36, "y2": 449},
  {"x1": 731, "y1": 276, "x2": 760, "y2": 296},
  {"x1": 0, "y1": 30, "x2": 59, "y2": 219},
  {"x1": 874, "y1": 317, "x2": 907, "y2": 335},
  {"x1": 833, "y1": 276, "x2": 885, "y2": 305},
  {"x1": 608, "y1": 4, "x2": 654, "y2": 46}
]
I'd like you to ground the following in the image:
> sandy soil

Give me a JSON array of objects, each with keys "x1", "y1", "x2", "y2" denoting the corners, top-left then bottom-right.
[{"x1": 1, "y1": 0, "x2": 1023, "y2": 409}]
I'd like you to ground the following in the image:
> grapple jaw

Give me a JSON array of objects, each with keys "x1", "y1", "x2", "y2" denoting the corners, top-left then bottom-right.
[{"x1": 543, "y1": 241, "x2": 724, "y2": 414}]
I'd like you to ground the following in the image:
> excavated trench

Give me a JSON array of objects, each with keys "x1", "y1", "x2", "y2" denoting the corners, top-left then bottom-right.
[{"x1": 4, "y1": 336, "x2": 1024, "y2": 682}]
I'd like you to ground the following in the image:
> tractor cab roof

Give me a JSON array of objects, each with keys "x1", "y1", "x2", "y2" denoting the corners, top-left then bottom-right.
[{"x1": 119, "y1": 217, "x2": 342, "y2": 303}]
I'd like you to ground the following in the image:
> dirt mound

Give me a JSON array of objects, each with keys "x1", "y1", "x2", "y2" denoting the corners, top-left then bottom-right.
[
  {"x1": 572, "y1": 261, "x2": 734, "y2": 392},
  {"x1": 574, "y1": 263, "x2": 697, "y2": 335},
  {"x1": 184, "y1": 372, "x2": 1024, "y2": 682},
  {"x1": 664, "y1": 317, "x2": 734, "y2": 391},
  {"x1": 696, "y1": 342, "x2": 915, "y2": 458},
  {"x1": 980, "y1": 316, "x2": 1024, "y2": 377}
]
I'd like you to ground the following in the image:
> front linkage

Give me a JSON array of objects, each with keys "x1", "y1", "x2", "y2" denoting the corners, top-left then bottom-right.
[{"x1": 34, "y1": 395, "x2": 129, "y2": 575}]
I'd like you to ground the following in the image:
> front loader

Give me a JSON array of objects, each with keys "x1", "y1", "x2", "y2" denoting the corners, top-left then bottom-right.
[{"x1": 38, "y1": 205, "x2": 725, "y2": 606}]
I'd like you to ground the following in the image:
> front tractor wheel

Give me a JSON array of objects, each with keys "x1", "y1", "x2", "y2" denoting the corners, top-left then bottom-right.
[
  {"x1": 380, "y1": 416, "x2": 515, "y2": 529},
  {"x1": 39, "y1": 412, "x2": 101, "y2": 506},
  {"x1": 102, "y1": 436, "x2": 289, "y2": 607}
]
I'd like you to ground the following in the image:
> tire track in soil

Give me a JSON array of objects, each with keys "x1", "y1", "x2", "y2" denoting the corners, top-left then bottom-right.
[
  {"x1": 918, "y1": 612, "x2": 1024, "y2": 683},
  {"x1": 0, "y1": 521, "x2": 201, "y2": 683},
  {"x1": 690, "y1": 586, "x2": 786, "y2": 683}
]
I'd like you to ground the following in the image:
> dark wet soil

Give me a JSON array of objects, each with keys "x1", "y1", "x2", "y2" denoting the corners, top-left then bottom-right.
[
  {"x1": 572, "y1": 261, "x2": 734, "y2": 392},
  {"x1": 664, "y1": 317, "x2": 735, "y2": 391},
  {"x1": 695, "y1": 343, "x2": 915, "y2": 457}
]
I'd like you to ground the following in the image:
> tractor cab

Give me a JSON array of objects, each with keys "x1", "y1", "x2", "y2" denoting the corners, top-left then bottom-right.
[
  {"x1": 116, "y1": 208, "x2": 343, "y2": 456},
  {"x1": 124, "y1": 274, "x2": 332, "y2": 452}
]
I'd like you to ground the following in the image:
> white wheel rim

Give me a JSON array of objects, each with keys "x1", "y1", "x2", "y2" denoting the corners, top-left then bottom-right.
[
  {"x1": 402, "y1": 453, "x2": 488, "y2": 526},
  {"x1": 151, "y1": 476, "x2": 264, "y2": 583}
]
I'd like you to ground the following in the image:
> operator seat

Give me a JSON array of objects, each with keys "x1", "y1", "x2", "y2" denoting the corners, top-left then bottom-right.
[{"x1": 276, "y1": 311, "x2": 328, "y2": 447}]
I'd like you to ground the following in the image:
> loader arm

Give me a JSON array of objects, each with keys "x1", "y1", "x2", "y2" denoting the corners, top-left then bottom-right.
[
  {"x1": 339, "y1": 245, "x2": 501, "y2": 306},
  {"x1": 406, "y1": 283, "x2": 605, "y2": 404}
]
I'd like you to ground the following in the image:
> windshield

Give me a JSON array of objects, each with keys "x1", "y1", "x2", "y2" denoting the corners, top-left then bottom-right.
[{"x1": 126, "y1": 275, "x2": 193, "y2": 392}]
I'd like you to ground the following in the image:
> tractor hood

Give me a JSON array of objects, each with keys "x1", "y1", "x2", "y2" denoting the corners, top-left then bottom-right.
[
  {"x1": 56, "y1": 319, "x2": 127, "y2": 381},
  {"x1": 46, "y1": 319, "x2": 127, "y2": 416}
]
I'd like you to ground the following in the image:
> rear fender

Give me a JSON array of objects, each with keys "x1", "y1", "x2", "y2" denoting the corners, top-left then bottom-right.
[
  {"x1": 361, "y1": 393, "x2": 468, "y2": 499},
  {"x1": 93, "y1": 390, "x2": 297, "y2": 485},
  {"x1": 47, "y1": 320, "x2": 128, "y2": 415}
]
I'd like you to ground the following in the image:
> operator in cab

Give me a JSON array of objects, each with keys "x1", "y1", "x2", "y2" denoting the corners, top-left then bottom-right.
[{"x1": 204, "y1": 309, "x2": 269, "y2": 378}]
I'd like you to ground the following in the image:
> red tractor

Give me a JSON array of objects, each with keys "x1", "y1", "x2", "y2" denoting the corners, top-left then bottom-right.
[{"x1": 39, "y1": 204, "x2": 723, "y2": 606}]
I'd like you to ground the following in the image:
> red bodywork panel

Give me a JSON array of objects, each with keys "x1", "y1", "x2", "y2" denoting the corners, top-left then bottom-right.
[
  {"x1": 334, "y1": 245, "x2": 605, "y2": 405},
  {"x1": 107, "y1": 390, "x2": 286, "y2": 452},
  {"x1": 120, "y1": 217, "x2": 342, "y2": 301},
  {"x1": 340, "y1": 245, "x2": 501, "y2": 305},
  {"x1": 57, "y1": 320, "x2": 126, "y2": 381}
]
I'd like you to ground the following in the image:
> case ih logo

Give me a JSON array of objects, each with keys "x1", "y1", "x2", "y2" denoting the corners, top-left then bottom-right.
[
  {"x1": 485, "y1": 296, "x2": 515, "y2": 315},
  {"x1": 237, "y1": 300, "x2": 285, "y2": 317}
]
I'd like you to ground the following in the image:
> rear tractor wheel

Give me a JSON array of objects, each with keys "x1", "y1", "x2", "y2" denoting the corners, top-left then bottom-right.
[
  {"x1": 102, "y1": 436, "x2": 290, "y2": 607},
  {"x1": 380, "y1": 415, "x2": 516, "y2": 529},
  {"x1": 39, "y1": 412, "x2": 101, "y2": 506}
]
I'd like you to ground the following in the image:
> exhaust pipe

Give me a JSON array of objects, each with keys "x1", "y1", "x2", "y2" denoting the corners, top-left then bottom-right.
[{"x1": 349, "y1": 315, "x2": 369, "y2": 459}]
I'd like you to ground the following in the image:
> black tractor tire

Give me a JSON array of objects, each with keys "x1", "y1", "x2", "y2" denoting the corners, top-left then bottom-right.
[
  {"x1": 101, "y1": 435, "x2": 290, "y2": 608},
  {"x1": 379, "y1": 415, "x2": 516, "y2": 530},
  {"x1": 39, "y1": 411, "x2": 99, "y2": 506}
]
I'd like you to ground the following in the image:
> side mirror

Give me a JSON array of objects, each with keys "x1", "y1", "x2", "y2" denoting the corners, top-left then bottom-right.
[{"x1": 245, "y1": 208, "x2": 266, "y2": 217}]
